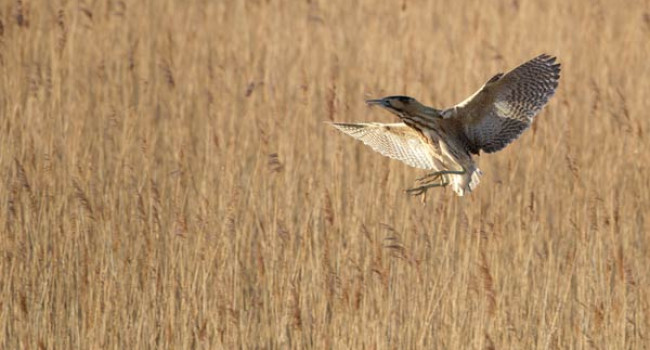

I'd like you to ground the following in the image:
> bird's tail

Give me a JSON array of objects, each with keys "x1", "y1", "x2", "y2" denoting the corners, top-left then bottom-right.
[{"x1": 448, "y1": 166, "x2": 482, "y2": 196}]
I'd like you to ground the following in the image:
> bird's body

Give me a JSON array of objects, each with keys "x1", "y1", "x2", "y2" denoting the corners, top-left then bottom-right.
[{"x1": 329, "y1": 54, "x2": 561, "y2": 196}]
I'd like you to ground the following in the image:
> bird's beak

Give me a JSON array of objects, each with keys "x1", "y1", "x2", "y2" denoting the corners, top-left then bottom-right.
[{"x1": 365, "y1": 99, "x2": 386, "y2": 106}]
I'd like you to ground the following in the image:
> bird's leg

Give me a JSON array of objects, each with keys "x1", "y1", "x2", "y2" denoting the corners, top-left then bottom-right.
[
  {"x1": 407, "y1": 170, "x2": 466, "y2": 196},
  {"x1": 415, "y1": 170, "x2": 466, "y2": 184},
  {"x1": 406, "y1": 180, "x2": 450, "y2": 196}
]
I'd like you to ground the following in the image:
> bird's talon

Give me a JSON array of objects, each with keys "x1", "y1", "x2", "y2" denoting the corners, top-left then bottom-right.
[
  {"x1": 406, "y1": 181, "x2": 450, "y2": 196},
  {"x1": 416, "y1": 172, "x2": 441, "y2": 182},
  {"x1": 406, "y1": 188, "x2": 425, "y2": 196}
]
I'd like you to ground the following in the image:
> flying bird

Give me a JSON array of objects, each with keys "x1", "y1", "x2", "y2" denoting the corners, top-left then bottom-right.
[{"x1": 329, "y1": 54, "x2": 561, "y2": 196}]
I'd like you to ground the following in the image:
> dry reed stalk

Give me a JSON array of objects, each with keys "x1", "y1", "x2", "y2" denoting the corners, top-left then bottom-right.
[
  {"x1": 288, "y1": 274, "x2": 302, "y2": 330},
  {"x1": 322, "y1": 190, "x2": 334, "y2": 226},
  {"x1": 267, "y1": 153, "x2": 284, "y2": 173},
  {"x1": 56, "y1": 9, "x2": 66, "y2": 55},
  {"x1": 72, "y1": 178, "x2": 94, "y2": 222},
  {"x1": 151, "y1": 179, "x2": 162, "y2": 234},
  {"x1": 161, "y1": 59, "x2": 175, "y2": 89},
  {"x1": 479, "y1": 251, "x2": 497, "y2": 317},
  {"x1": 15, "y1": 0, "x2": 28, "y2": 27}
]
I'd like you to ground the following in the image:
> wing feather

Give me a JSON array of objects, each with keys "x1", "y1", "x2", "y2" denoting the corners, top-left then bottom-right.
[
  {"x1": 452, "y1": 54, "x2": 561, "y2": 153},
  {"x1": 328, "y1": 122, "x2": 442, "y2": 170}
]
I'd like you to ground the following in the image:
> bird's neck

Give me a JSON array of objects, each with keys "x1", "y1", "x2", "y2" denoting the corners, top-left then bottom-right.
[{"x1": 421, "y1": 106, "x2": 442, "y2": 118}]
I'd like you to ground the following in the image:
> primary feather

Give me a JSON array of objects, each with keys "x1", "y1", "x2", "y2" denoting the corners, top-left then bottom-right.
[{"x1": 451, "y1": 54, "x2": 561, "y2": 153}]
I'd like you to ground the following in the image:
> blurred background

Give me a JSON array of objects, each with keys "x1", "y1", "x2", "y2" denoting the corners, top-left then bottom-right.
[{"x1": 0, "y1": 0, "x2": 649, "y2": 348}]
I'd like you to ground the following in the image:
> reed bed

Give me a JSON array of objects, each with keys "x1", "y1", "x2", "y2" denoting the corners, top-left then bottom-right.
[{"x1": 0, "y1": 0, "x2": 648, "y2": 348}]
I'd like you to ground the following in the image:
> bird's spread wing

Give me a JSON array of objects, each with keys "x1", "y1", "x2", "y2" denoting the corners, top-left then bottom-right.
[
  {"x1": 328, "y1": 122, "x2": 442, "y2": 169},
  {"x1": 451, "y1": 54, "x2": 561, "y2": 153}
]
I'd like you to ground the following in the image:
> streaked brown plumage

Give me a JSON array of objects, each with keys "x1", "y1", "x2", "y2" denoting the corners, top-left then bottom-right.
[{"x1": 329, "y1": 54, "x2": 561, "y2": 196}]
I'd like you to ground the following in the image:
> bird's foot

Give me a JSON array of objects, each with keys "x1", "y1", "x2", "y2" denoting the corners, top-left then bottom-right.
[
  {"x1": 406, "y1": 181, "x2": 449, "y2": 196},
  {"x1": 415, "y1": 170, "x2": 465, "y2": 184},
  {"x1": 408, "y1": 170, "x2": 464, "y2": 196}
]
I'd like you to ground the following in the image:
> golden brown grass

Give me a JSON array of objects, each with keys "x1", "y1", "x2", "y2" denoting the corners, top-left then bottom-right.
[{"x1": 1, "y1": 0, "x2": 649, "y2": 348}]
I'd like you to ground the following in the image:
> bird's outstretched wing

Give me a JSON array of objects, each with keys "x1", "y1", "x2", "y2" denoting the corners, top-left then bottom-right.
[
  {"x1": 451, "y1": 54, "x2": 561, "y2": 153},
  {"x1": 328, "y1": 122, "x2": 443, "y2": 169}
]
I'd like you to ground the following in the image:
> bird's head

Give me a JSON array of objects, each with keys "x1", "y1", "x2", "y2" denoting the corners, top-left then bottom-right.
[{"x1": 366, "y1": 96, "x2": 440, "y2": 118}]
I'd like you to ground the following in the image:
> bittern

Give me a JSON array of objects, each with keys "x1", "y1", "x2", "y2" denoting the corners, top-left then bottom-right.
[{"x1": 329, "y1": 54, "x2": 561, "y2": 196}]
